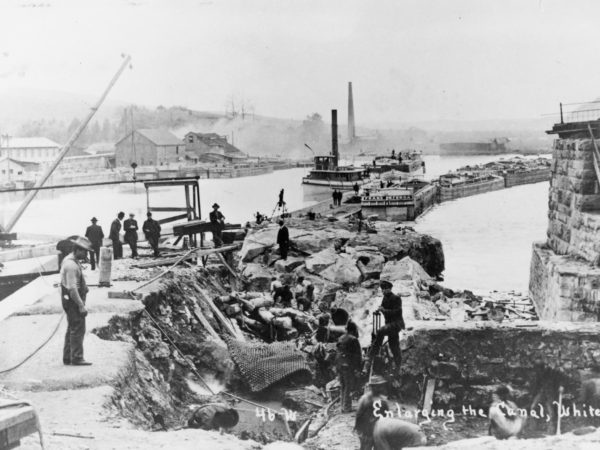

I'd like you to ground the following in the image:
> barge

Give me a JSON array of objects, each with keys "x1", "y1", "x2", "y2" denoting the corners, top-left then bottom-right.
[
  {"x1": 361, "y1": 179, "x2": 437, "y2": 221},
  {"x1": 364, "y1": 150, "x2": 425, "y2": 177},
  {"x1": 439, "y1": 172, "x2": 505, "y2": 201}
]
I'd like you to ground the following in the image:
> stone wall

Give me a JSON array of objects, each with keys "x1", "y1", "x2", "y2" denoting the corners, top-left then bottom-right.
[
  {"x1": 547, "y1": 139, "x2": 600, "y2": 260},
  {"x1": 529, "y1": 242, "x2": 600, "y2": 321},
  {"x1": 529, "y1": 137, "x2": 600, "y2": 321},
  {"x1": 401, "y1": 321, "x2": 600, "y2": 409}
]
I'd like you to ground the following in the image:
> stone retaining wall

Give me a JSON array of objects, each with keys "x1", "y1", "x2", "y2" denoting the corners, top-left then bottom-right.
[{"x1": 402, "y1": 321, "x2": 600, "y2": 409}]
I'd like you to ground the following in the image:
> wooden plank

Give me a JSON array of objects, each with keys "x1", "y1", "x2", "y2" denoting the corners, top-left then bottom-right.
[
  {"x1": 421, "y1": 378, "x2": 436, "y2": 415},
  {"x1": 197, "y1": 289, "x2": 245, "y2": 341},
  {"x1": 189, "y1": 296, "x2": 223, "y2": 343},
  {"x1": 149, "y1": 206, "x2": 191, "y2": 212},
  {"x1": 157, "y1": 213, "x2": 189, "y2": 225},
  {"x1": 216, "y1": 252, "x2": 240, "y2": 281},
  {"x1": 107, "y1": 291, "x2": 143, "y2": 300}
]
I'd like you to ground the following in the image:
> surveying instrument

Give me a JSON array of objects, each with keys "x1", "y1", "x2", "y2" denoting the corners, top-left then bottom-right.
[{"x1": 270, "y1": 188, "x2": 289, "y2": 219}]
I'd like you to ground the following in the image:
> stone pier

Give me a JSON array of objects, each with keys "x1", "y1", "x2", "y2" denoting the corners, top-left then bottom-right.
[{"x1": 529, "y1": 121, "x2": 600, "y2": 321}]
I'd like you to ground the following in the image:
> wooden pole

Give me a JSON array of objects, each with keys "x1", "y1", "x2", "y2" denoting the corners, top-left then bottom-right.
[{"x1": 4, "y1": 55, "x2": 132, "y2": 232}]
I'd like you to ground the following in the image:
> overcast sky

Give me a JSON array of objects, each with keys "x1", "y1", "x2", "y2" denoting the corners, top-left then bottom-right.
[{"x1": 0, "y1": 0, "x2": 598, "y2": 125}]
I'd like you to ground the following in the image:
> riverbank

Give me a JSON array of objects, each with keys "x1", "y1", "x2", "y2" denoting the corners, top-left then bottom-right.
[{"x1": 3, "y1": 210, "x2": 597, "y2": 449}]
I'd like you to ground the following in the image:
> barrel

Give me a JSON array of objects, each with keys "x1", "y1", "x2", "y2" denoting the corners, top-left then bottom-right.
[{"x1": 98, "y1": 246, "x2": 112, "y2": 287}]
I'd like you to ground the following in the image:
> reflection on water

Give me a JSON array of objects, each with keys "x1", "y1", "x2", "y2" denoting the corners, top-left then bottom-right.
[
  {"x1": 0, "y1": 155, "x2": 551, "y2": 293},
  {"x1": 0, "y1": 168, "x2": 317, "y2": 236}
]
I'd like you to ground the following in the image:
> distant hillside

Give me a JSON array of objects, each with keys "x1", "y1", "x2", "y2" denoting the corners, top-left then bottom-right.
[{"x1": 0, "y1": 88, "x2": 554, "y2": 157}]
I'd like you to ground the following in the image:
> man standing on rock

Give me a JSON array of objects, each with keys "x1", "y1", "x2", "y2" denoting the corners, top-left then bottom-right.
[
  {"x1": 143, "y1": 212, "x2": 161, "y2": 257},
  {"x1": 337, "y1": 321, "x2": 362, "y2": 413},
  {"x1": 124, "y1": 213, "x2": 139, "y2": 258},
  {"x1": 277, "y1": 220, "x2": 289, "y2": 260},
  {"x1": 84, "y1": 217, "x2": 104, "y2": 271},
  {"x1": 61, "y1": 236, "x2": 93, "y2": 366},
  {"x1": 367, "y1": 280, "x2": 405, "y2": 377},
  {"x1": 109, "y1": 211, "x2": 125, "y2": 260},
  {"x1": 355, "y1": 375, "x2": 390, "y2": 450},
  {"x1": 210, "y1": 203, "x2": 225, "y2": 247}
]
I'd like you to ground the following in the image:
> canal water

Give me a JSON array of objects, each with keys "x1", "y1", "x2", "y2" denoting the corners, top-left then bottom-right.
[{"x1": 0, "y1": 153, "x2": 550, "y2": 294}]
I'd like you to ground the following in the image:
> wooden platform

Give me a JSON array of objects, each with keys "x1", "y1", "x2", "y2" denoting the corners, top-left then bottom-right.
[{"x1": 0, "y1": 401, "x2": 39, "y2": 450}]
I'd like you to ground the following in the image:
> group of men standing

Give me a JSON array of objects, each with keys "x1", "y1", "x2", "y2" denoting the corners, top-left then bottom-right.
[
  {"x1": 332, "y1": 189, "x2": 343, "y2": 206},
  {"x1": 83, "y1": 211, "x2": 162, "y2": 266}
]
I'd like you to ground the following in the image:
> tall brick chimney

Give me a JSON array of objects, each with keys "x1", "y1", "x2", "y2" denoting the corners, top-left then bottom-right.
[
  {"x1": 348, "y1": 82, "x2": 355, "y2": 141},
  {"x1": 331, "y1": 109, "x2": 338, "y2": 166}
]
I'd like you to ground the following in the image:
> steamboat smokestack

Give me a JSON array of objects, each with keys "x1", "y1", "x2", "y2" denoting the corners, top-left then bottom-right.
[
  {"x1": 331, "y1": 109, "x2": 338, "y2": 166},
  {"x1": 348, "y1": 82, "x2": 355, "y2": 141}
]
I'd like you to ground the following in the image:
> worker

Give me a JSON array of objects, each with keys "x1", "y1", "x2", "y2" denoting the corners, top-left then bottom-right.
[
  {"x1": 315, "y1": 313, "x2": 331, "y2": 343},
  {"x1": 61, "y1": 236, "x2": 93, "y2": 366},
  {"x1": 332, "y1": 189, "x2": 337, "y2": 206},
  {"x1": 353, "y1": 183, "x2": 360, "y2": 195},
  {"x1": 307, "y1": 210, "x2": 316, "y2": 220},
  {"x1": 277, "y1": 220, "x2": 289, "y2": 260},
  {"x1": 84, "y1": 217, "x2": 104, "y2": 271},
  {"x1": 379, "y1": 180, "x2": 384, "y2": 189},
  {"x1": 142, "y1": 212, "x2": 162, "y2": 257},
  {"x1": 294, "y1": 276, "x2": 312, "y2": 311},
  {"x1": 255, "y1": 211, "x2": 264, "y2": 224},
  {"x1": 391, "y1": 149, "x2": 396, "y2": 159},
  {"x1": 210, "y1": 203, "x2": 225, "y2": 247},
  {"x1": 373, "y1": 418, "x2": 427, "y2": 449},
  {"x1": 109, "y1": 211, "x2": 125, "y2": 260},
  {"x1": 187, "y1": 403, "x2": 239, "y2": 431},
  {"x1": 274, "y1": 283, "x2": 293, "y2": 308},
  {"x1": 355, "y1": 375, "x2": 390, "y2": 450},
  {"x1": 337, "y1": 321, "x2": 362, "y2": 413},
  {"x1": 123, "y1": 213, "x2": 139, "y2": 258},
  {"x1": 357, "y1": 210, "x2": 364, "y2": 233},
  {"x1": 367, "y1": 280, "x2": 405, "y2": 376},
  {"x1": 488, "y1": 385, "x2": 526, "y2": 439}
]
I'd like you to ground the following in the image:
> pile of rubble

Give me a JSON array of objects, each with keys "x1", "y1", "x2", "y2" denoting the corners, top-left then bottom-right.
[{"x1": 457, "y1": 156, "x2": 551, "y2": 174}]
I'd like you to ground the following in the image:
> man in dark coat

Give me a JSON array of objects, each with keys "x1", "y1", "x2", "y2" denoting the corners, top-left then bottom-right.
[
  {"x1": 142, "y1": 212, "x2": 162, "y2": 257},
  {"x1": 123, "y1": 213, "x2": 139, "y2": 258},
  {"x1": 109, "y1": 212, "x2": 124, "y2": 260},
  {"x1": 84, "y1": 217, "x2": 104, "y2": 270},
  {"x1": 209, "y1": 203, "x2": 225, "y2": 247},
  {"x1": 277, "y1": 220, "x2": 289, "y2": 260},
  {"x1": 353, "y1": 182, "x2": 359, "y2": 195},
  {"x1": 337, "y1": 321, "x2": 362, "y2": 413},
  {"x1": 368, "y1": 280, "x2": 405, "y2": 375}
]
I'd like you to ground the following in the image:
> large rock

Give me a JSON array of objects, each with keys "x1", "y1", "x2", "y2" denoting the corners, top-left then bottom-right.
[
  {"x1": 239, "y1": 227, "x2": 278, "y2": 262},
  {"x1": 352, "y1": 250, "x2": 385, "y2": 279},
  {"x1": 380, "y1": 257, "x2": 432, "y2": 285},
  {"x1": 241, "y1": 263, "x2": 273, "y2": 291},
  {"x1": 320, "y1": 254, "x2": 362, "y2": 286},
  {"x1": 292, "y1": 228, "x2": 355, "y2": 255},
  {"x1": 347, "y1": 229, "x2": 444, "y2": 278},
  {"x1": 305, "y1": 248, "x2": 339, "y2": 274},
  {"x1": 274, "y1": 257, "x2": 305, "y2": 273}
]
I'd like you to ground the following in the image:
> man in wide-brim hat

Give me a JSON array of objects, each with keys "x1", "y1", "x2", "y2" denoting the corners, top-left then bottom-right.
[
  {"x1": 355, "y1": 374, "x2": 390, "y2": 450},
  {"x1": 209, "y1": 203, "x2": 225, "y2": 248},
  {"x1": 60, "y1": 236, "x2": 93, "y2": 366}
]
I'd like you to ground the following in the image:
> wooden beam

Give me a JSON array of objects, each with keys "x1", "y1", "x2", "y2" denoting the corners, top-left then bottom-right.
[{"x1": 149, "y1": 207, "x2": 191, "y2": 212}]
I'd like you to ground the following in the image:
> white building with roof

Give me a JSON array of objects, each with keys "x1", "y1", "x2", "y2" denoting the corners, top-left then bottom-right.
[{"x1": 0, "y1": 137, "x2": 61, "y2": 163}]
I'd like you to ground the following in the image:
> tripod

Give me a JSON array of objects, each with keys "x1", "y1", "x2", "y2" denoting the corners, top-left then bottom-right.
[{"x1": 270, "y1": 200, "x2": 289, "y2": 220}]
